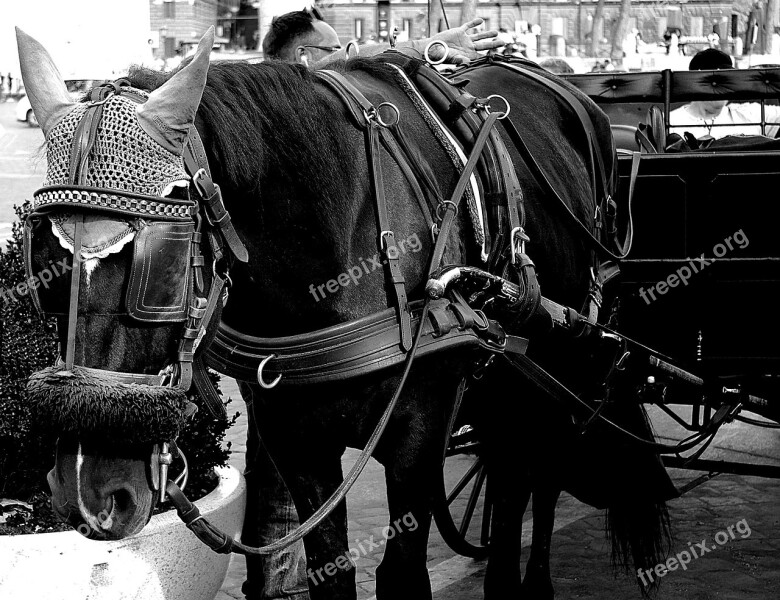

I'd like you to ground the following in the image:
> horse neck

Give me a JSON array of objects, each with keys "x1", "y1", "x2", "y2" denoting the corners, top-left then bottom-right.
[{"x1": 213, "y1": 74, "x2": 445, "y2": 337}]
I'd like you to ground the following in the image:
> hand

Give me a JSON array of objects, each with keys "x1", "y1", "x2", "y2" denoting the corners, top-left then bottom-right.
[{"x1": 425, "y1": 18, "x2": 504, "y2": 65}]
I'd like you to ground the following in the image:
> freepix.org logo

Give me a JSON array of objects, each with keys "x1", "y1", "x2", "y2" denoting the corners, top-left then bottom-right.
[
  {"x1": 638, "y1": 229, "x2": 749, "y2": 305},
  {"x1": 308, "y1": 233, "x2": 422, "y2": 302},
  {"x1": 637, "y1": 518, "x2": 751, "y2": 586}
]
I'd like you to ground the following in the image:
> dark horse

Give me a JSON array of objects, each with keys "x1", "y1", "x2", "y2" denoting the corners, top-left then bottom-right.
[{"x1": 19, "y1": 28, "x2": 675, "y2": 599}]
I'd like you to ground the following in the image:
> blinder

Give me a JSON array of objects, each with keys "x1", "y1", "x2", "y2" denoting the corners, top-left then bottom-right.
[{"x1": 126, "y1": 220, "x2": 194, "y2": 322}]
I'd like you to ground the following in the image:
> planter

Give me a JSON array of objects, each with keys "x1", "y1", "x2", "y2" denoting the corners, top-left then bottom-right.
[{"x1": 0, "y1": 465, "x2": 245, "y2": 600}]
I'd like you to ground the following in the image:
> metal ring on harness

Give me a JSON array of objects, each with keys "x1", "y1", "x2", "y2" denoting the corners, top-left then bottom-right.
[
  {"x1": 436, "y1": 200, "x2": 459, "y2": 222},
  {"x1": 484, "y1": 94, "x2": 511, "y2": 119},
  {"x1": 345, "y1": 40, "x2": 360, "y2": 57},
  {"x1": 376, "y1": 102, "x2": 400, "y2": 127},
  {"x1": 257, "y1": 354, "x2": 282, "y2": 389},
  {"x1": 424, "y1": 40, "x2": 449, "y2": 65}
]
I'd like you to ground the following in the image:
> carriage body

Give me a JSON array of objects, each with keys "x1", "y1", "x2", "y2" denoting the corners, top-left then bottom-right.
[{"x1": 559, "y1": 67, "x2": 780, "y2": 466}]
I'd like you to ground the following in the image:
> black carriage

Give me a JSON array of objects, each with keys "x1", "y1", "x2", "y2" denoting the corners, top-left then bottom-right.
[{"x1": 435, "y1": 64, "x2": 780, "y2": 559}]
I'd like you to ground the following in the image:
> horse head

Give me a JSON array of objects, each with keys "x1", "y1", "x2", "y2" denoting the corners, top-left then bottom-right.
[{"x1": 17, "y1": 27, "x2": 224, "y2": 540}]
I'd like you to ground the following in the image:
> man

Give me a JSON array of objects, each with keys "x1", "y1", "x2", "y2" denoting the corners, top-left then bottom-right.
[
  {"x1": 243, "y1": 12, "x2": 502, "y2": 600},
  {"x1": 262, "y1": 9, "x2": 341, "y2": 66},
  {"x1": 669, "y1": 48, "x2": 780, "y2": 139},
  {"x1": 262, "y1": 9, "x2": 502, "y2": 68}
]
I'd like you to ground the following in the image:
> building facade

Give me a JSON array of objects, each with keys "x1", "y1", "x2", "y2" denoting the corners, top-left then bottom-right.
[{"x1": 315, "y1": 1, "x2": 737, "y2": 58}]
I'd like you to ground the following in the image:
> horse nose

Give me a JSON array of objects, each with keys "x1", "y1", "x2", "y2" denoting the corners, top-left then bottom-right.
[{"x1": 48, "y1": 442, "x2": 156, "y2": 540}]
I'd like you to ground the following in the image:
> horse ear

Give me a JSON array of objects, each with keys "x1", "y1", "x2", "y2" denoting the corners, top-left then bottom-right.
[
  {"x1": 15, "y1": 27, "x2": 77, "y2": 137},
  {"x1": 137, "y1": 27, "x2": 214, "y2": 156}
]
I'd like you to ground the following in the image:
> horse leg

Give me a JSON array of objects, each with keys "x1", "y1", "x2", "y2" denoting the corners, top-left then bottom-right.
[
  {"x1": 372, "y1": 376, "x2": 460, "y2": 600},
  {"x1": 374, "y1": 452, "x2": 438, "y2": 600},
  {"x1": 483, "y1": 472, "x2": 531, "y2": 599},
  {"x1": 239, "y1": 382, "x2": 309, "y2": 600},
  {"x1": 522, "y1": 485, "x2": 561, "y2": 600}
]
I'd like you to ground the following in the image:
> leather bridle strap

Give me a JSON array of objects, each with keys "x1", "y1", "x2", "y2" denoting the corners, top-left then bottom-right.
[{"x1": 64, "y1": 214, "x2": 83, "y2": 370}]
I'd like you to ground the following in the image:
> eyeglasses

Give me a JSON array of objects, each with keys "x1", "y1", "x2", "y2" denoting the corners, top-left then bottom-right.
[{"x1": 303, "y1": 45, "x2": 342, "y2": 54}]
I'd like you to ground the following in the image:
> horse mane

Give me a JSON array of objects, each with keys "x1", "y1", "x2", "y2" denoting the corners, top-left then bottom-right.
[{"x1": 125, "y1": 60, "x2": 363, "y2": 209}]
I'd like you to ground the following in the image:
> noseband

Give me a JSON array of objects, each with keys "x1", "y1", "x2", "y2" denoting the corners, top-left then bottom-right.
[{"x1": 25, "y1": 80, "x2": 247, "y2": 500}]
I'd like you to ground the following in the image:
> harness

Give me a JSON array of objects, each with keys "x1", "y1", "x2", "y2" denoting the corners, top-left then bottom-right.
[
  {"x1": 28, "y1": 56, "x2": 634, "y2": 554},
  {"x1": 172, "y1": 58, "x2": 634, "y2": 555}
]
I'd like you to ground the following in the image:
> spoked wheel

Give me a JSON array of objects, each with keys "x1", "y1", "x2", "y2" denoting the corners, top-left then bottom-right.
[{"x1": 432, "y1": 378, "x2": 493, "y2": 559}]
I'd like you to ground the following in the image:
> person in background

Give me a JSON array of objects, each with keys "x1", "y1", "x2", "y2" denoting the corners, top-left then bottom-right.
[
  {"x1": 262, "y1": 9, "x2": 502, "y2": 67},
  {"x1": 668, "y1": 48, "x2": 780, "y2": 139},
  {"x1": 242, "y1": 11, "x2": 502, "y2": 600},
  {"x1": 539, "y1": 57, "x2": 574, "y2": 75}
]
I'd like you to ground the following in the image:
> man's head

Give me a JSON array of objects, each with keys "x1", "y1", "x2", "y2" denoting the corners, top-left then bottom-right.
[
  {"x1": 262, "y1": 10, "x2": 341, "y2": 66},
  {"x1": 689, "y1": 48, "x2": 733, "y2": 71},
  {"x1": 688, "y1": 49, "x2": 734, "y2": 116}
]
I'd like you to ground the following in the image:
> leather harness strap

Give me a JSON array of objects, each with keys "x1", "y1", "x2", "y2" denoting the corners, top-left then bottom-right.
[{"x1": 318, "y1": 69, "x2": 413, "y2": 351}]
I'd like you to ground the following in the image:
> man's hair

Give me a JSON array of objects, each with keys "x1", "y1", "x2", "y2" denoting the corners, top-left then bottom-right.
[
  {"x1": 689, "y1": 48, "x2": 733, "y2": 70},
  {"x1": 262, "y1": 10, "x2": 316, "y2": 60}
]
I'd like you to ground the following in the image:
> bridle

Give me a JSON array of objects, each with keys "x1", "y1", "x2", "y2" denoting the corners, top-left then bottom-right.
[{"x1": 25, "y1": 80, "x2": 247, "y2": 501}]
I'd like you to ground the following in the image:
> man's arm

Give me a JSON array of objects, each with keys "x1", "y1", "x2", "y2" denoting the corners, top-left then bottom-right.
[{"x1": 315, "y1": 18, "x2": 503, "y2": 68}]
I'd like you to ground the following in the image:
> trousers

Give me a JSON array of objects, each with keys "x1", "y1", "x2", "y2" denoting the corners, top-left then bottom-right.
[{"x1": 239, "y1": 382, "x2": 310, "y2": 600}]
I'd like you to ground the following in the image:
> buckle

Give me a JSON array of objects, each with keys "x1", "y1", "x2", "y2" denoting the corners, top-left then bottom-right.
[
  {"x1": 510, "y1": 226, "x2": 530, "y2": 264},
  {"x1": 380, "y1": 230, "x2": 398, "y2": 258}
]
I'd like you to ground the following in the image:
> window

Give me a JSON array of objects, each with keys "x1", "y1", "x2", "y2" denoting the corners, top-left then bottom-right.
[
  {"x1": 355, "y1": 18, "x2": 364, "y2": 41},
  {"x1": 689, "y1": 16, "x2": 703, "y2": 38},
  {"x1": 163, "y1": 0, "x2": 175, "y2": 19},
  {"x1": 164, "y1": 37, "x2": 176, "y2": 59},
  {"x1": 402, "y1": 18, "x2": 412, "y2": 38}
]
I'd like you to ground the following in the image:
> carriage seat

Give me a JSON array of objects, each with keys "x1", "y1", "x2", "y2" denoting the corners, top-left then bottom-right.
[{"x1": 611, "y1": 125, "x2": 640, "y2": 154}]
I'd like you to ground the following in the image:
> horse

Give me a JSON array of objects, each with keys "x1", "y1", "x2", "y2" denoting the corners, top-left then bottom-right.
[{"x1": 18, "y1": 27, "x2": 675, "y2": 600}]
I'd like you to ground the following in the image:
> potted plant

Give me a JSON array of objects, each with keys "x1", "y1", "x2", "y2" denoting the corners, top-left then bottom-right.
[{"x1": 0, "y1": 203, "x2": 246, "y2": 600}]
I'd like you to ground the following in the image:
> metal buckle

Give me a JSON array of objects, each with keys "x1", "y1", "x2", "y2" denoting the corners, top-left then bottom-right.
[
  {"x1": 192, "y1": 168, "x2": 209, "y2": 197},
  {"x1": 362, "y1": 106, "x2": 377, "y2": 126},
  {"x1": 510, "y1": 226, "x2": 529, "y2": 264}
]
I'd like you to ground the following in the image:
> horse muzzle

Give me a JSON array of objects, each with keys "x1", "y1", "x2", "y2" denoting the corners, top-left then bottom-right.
[{"x1": 48, "y1": 438, "x2": 157, "y2": 540}]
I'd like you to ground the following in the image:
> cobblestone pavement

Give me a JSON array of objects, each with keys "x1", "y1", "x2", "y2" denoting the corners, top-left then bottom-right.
[{"x1": 215, "y1": 378, "x2": 780, "y2": 600}]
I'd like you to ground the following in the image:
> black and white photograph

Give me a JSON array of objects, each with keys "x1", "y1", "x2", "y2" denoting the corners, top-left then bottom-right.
[{"x1": 0, "y1": 2, "x2": 779, "y2": 599}]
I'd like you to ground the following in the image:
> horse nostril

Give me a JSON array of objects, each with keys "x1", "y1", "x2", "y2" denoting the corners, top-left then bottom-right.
[{"x1": 112, "y1": 488, "x2": 134, "y2": 513}]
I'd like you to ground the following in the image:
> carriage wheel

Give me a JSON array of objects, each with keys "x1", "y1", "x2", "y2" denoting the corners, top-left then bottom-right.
[{"x1": 432, "y1": 378, "x2": 492, "y2": 560}]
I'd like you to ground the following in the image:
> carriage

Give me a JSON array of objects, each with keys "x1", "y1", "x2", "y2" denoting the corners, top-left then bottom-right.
[
  {"x1": 434, "y1": 62, "x2": 780, "y2": 559},
  {"x1": 14, "y1": 24, "x2": 780, "y2": 600}
]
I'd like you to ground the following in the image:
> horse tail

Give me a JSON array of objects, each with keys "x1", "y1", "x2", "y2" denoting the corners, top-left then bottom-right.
[
  {"x1": 606, "y1": 498, "x2": 672, "y2": 595},
  {"x1": 603, "y1": 402, "x2": 675, "y2": 595}
]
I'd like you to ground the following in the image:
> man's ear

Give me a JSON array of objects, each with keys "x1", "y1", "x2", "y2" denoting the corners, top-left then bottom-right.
[{"x1": 296, "y1": 46, "x2": 309, "y2": 66}]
